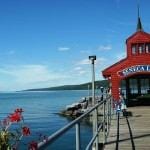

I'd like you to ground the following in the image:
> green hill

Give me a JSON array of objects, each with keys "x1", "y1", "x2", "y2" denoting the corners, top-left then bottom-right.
[{"x1": 25, "y1": 80, "x2": 109, "y2": 91}]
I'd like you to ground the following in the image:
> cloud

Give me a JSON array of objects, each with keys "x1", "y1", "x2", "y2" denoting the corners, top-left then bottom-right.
[
  {"x1": 78, "y1": 58, "x2": 90, "y2": 65},
  {"x1": 74, "y1": 67, "x2": 82, "y2": 71},
  {"x1": 73, "y1": 67, "x2": 86, "y2": 75},
  {"x1": 95, "y1": 57, "x2": 107, "y2": 66},
  {"x1": 75, "y1": 70, "x2": 86, "y2": 76},
  {"x1": 0, "y1": 56, "x2": 107, "y2": 91},
  {"x1": 98, "y1": 45, "x2": 112, "y2": 51},
  {"x1": 77, "y1": 57, "x2": 106, "y2": 66},
  {"x1": 58, "y1": 47, "x2": 70, "y2": 51},
  {"x1": 0, "y1": 65, "x2": 51, "y2": 83},
  {"x1": 116, "y1": 52, "x2": 126, "y2": 60},
  {"x1": 0, "y1": 65, "x2": 68, "y2": 90},
  {"x1": 73, "y1": 57, "x2": 107, "y2": 78}
]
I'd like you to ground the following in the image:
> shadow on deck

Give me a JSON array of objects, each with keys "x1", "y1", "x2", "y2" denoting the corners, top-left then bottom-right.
[{"x1": 104, "y1": 106, "x2": 150, "y2": 150}]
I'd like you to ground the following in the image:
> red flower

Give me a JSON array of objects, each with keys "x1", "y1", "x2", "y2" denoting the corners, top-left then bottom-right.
[
  {"x1": 28, "y1": 141, "x2": 38, "y2": 150},
  {"x1": 9, "y1": 112, "x2": 22, "y2": 122},
  {"x1": 22, "y1": 126, "x2": 30, "y2": 136},
  {"x1": 15, "y1": 108, "x2": 23, "y2": 114}
]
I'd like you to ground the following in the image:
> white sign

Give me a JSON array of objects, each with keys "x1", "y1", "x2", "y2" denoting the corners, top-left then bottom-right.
[{"x1": 118, "y1": 65, "x2": 150, "y2": 77}]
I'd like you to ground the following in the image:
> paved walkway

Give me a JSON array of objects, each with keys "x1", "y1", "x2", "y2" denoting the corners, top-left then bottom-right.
[{"x1": 104, "y1": 106, "x2": 150, "y2": 150}]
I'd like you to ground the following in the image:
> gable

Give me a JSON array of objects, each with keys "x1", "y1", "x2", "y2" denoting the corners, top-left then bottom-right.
[{"x1": 126, "y1": 31, "x2": 150, "y2": 44}]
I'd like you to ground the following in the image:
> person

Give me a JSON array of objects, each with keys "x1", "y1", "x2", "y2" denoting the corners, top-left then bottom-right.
[
  {"x1": 120, "y1": 93, "x2": 127, "y2": 115},
  {"x1": 113, "y1": 99, "x2": 121, "y2": 116},
  {"x1": 108, "y1": 87, "x2": 112, "y2": 95}
]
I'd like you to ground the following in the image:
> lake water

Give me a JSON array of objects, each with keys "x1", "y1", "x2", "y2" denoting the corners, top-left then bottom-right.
[{"x1": 0, "y1": 90, "x2": 93, "y2": 150}]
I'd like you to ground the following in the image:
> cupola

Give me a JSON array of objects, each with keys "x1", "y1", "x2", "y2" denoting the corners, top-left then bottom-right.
[{"x1": 126, "y1": 6, "x2": 150, "y2": 58}]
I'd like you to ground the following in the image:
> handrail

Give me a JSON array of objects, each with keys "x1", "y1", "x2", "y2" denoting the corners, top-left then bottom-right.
[
  {"x1": 116, "y1": 112, "x2": 120, "y2": 150},
  {"x1": 37, "y1": 96, "x2": 112, "y2": 150}
]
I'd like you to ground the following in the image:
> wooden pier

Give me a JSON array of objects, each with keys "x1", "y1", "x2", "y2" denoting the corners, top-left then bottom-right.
[{"x1": 104, "y1": 106, "x2": 150, "y2": 150}]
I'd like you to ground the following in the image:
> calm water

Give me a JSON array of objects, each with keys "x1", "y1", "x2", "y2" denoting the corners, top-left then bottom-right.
[{"x1": 0, "y1": 90, "x2": 92, "y2": 150}]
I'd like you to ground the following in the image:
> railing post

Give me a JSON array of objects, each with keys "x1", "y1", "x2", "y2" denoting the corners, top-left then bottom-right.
[
  {"x1": 109, "y1": 98, "x2": 111, "y2": 125},
  {"x1": 107, "y1": 98, "x2": 109, "y2": 136},
  {"x1": 116, "y1": 112, "x2": 120, "y2": 150},
  {"x1": 109, "y1": 97, "x2": 112, "y2": 123},
  {"x1": 95, "y1": 107, "x2": 99, "y2": 150},
  {"x1": 76, "y1": 123, "x2": 80, "y2": 150},
  {"x1": 103, "y1": 100, "x2": 106, "y2": 143}
]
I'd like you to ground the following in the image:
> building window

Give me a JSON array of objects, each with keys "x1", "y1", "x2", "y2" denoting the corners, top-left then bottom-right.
[
  {"x1": 131, "y1": 45, "x2": 136, "y2": 54},
  {"x1": 145, "y1": 43, "x2": 150, "y2": 53},
  {"x1": 138, "y1": 44, "x2": 144, "y2": 54},
  {"x1": 141, "y1": 79, "x2": 149, "y2": 94},
  {"x1": 129, "y1": 79, "x2": 138, "y2": 94},
  {"x1": 120, "y1": 80, "x2": 126, "y2": 98}
]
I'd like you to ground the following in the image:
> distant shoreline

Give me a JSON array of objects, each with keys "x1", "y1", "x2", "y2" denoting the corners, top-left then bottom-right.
[{"x1": 23, "y1": 80, "x2": 108, "y2": 92}]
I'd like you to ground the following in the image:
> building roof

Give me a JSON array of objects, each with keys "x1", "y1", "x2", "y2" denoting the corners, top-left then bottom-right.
[
  {"x1": 126, "y1": 31, "x2": 150, "y2": 44},
  {"x1": 102, "y1": 7, "x2": 150, "y2": 79}
]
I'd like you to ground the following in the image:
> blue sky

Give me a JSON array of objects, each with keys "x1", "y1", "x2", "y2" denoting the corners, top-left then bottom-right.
[{"x1": 0, "y1": 0, "x2": 150, "y2": 91}]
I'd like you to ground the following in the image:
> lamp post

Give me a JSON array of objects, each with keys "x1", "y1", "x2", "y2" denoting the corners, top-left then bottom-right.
[
  {"x1": 89, "y1": 55, "x2": 96, "y2": 106},
  {"x1": 89, "y1": 55, "x2": 98, "y2": 150}
]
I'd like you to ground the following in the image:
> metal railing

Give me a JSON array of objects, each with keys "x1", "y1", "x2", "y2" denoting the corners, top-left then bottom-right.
[
  {"x1": 116, "y1": 112, "x2": 120, "y2": 150},
  {"x1": 37, "y1": 95, "x2": 113, "y2": 150}
]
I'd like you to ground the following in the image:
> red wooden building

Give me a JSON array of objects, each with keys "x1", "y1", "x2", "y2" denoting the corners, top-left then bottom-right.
[{"x1": 102, "y1": 15, "x2": 150, "y2": 106}]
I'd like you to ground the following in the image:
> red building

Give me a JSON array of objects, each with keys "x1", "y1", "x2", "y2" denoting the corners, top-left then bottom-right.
[{"x1": 102, "y1": 15, "x2": 150, "y2": 106}]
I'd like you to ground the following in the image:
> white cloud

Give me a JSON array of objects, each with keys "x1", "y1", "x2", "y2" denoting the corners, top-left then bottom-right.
[
  {"x1": 95, "y1": 57, "x2": 106, "y2": 65},
  {"x1": 0, "y1": 56, "x2": 108, "y2": 91},
  {"x1": 73, "y1": 57, "x2": 107, "y2": 79},
  {"x1": 0, "y1": 65, "x2": 51, "y2": 83},
  {"x1": 77, "y1": 57, "x2": 106, "y2": 66},
  {"x1": 58, "y1": 47, "x2": 70, "y2": 51},
  {"x1": 116, "y1": 52, "x2": 126, "y2": 60},
  {"x1": 78, "y1": 70, "x2": 86, "y2": 75},
  {"x1": 74, "y1": 67, "x2": 82, "y2": 71},
  {"x1": 0, "y1": 65, "x2": 68, "y2": 91},
  {"x1": 98, "y1": 45, "x2": 112, "y2": 51},
  {"x1": 73, "y1": 67, "x2": 87, "y2": 75},
  {"x1": 78, "y1": 58, "x2": 90, "y2": 65}
]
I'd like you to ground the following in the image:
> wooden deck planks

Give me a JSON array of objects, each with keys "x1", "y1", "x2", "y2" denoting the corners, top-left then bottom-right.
[{"x1": 104, "y1": 106, "x2": 150, "y2": 150}]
